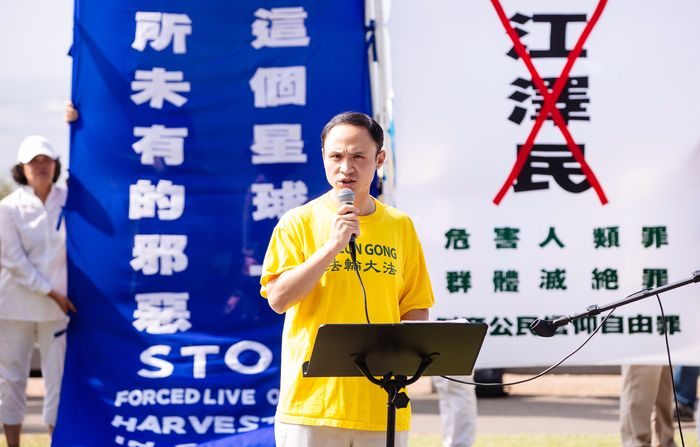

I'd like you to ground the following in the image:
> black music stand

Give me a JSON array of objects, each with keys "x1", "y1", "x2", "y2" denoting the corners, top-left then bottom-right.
[{"x1": 302, "y1": 321, "x2": 488, "y2": 447}]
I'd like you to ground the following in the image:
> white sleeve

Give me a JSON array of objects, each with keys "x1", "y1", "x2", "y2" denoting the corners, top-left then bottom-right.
[{"x1": 0, "y1": 204, "x2": 53, "y2": 295}]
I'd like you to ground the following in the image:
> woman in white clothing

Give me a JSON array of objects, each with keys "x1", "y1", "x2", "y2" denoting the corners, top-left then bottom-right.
[{"x1": 0, "y1": 136, "x2": 76, "y2": 447}]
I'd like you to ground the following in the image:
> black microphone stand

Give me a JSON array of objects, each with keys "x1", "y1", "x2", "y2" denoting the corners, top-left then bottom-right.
[
  {"x1": 351, "y1": 353, "x2": 438, "y2": 447},
  {"x1": 531, "y1": 270, "x2": 700, "y2": 337}
]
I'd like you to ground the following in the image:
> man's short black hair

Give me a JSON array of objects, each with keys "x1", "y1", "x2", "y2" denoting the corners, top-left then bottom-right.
[
  {"x1": 11, "y1": 159, "x2": 62, "y2": 185},
  {"x1": 321, "y1": 112, "x2": 384, "y2": 154}
]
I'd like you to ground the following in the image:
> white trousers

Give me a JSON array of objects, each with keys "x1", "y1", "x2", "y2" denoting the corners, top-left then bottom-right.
[
  {"x1": 275, "y1": 421, "x2": 409, "y2": 447},
  {"x1": 0, "y1": 319, "x2": 67, "y2": 426},
  {"x1": 433, "y1": 375, "x2": 477, "y2": 447}
]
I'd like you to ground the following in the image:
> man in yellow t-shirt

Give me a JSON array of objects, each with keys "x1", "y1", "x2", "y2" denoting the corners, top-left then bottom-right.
[{"x1": 260, "y1": 112, "x2": 434, "y2": 447}]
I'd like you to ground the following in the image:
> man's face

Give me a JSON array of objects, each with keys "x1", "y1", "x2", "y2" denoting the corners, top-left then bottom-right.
[{"x1": 322, "y1": 124, "x2": 385, "y2": 197}]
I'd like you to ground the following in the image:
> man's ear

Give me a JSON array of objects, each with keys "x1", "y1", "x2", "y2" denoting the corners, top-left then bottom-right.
[{"x1": 376, "y1": 150, "x2": 386, "y2": 169}]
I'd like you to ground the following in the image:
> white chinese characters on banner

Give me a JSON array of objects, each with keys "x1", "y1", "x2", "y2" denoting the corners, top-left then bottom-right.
[
  {"x1": 133, "y1": 125, "x2": 187, "y2": 166},
  {"x1": 129, "y1": 179, "x2": 185, "y2": 220},
  {"x1": 131, "y1": 68, "x2": 191, "y2": 109},
  {"x1": 249, "y1": 66, "x2": 306, "y2": 108},
  {"x1": 132, "y1": 12, "x2": 192, "y2": 54},
  {"x1": 130, "y1": 234, "x2": 188, "y2": 276},
  {"x1": 251, "y1": 124, "x2": 306, "y2": 164},
  {"x1": 247, "y1": 6, "x2": 312, "y2": 279},
  {"x1": 251, "y1": 181, "x2": 308, "y2": 221},
  {"x1": 132, "y1": 292, "x2": 192, "y2": 334},
  {"x1": 251, "y1": 7, "x2": 310, "y2": 49},
  {"x1": 121, "y1": 5, "x2": 204, "y2": 442},
  {"x1": 248, "y1": 7, "x2": 311, "y2": 276}
]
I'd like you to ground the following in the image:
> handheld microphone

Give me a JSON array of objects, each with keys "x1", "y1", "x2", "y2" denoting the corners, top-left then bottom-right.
[
  {"x1": 337, "y1": 188, "x2": 370, "y2": 323},
  {"x1": 337, "y1": 188, "x2": 357, "y2": 263}
]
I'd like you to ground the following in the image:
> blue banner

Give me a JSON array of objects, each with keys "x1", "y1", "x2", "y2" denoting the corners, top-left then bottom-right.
[{"x1": 57, "y1": 2, "x2": 370, "y2": 446}]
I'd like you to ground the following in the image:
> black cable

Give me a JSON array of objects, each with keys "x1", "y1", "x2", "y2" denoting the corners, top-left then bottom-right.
[
  {"x1": 657, "y1": 293, "x2": 685, "y2": 447},
  {"x1": 440, "y1": 307, "x2": 617, "y2": 387},
  {"x1": 350, "y1": 242, "x2": 371, "y2": 324},
  {"x1": 354, "y1": 265, "x2": 370, "y2": 324}
]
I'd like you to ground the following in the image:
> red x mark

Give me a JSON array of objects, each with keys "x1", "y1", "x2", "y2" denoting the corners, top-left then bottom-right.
[{"x1": 492, "y1": 0, "x2": 609, "y2": 205}]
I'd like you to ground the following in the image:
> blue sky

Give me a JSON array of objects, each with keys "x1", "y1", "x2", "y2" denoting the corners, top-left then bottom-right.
[{"x1": 0, "y1": 1, "x2": 74, "y2": 180}]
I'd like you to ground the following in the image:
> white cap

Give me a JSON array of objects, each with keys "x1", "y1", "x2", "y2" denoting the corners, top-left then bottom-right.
[{"x1": 17, "y1": 136, "x2": 58, "y2": 164}]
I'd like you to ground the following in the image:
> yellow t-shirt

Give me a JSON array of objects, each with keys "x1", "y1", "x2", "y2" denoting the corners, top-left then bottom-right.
[{"x1": 260, "y1": 193, "x2": 435, "y2": 431}]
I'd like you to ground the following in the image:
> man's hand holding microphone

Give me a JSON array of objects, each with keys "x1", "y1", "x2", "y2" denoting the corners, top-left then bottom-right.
[{"x1": 331, "y1": 189, "x2": 359, "y2": 262}]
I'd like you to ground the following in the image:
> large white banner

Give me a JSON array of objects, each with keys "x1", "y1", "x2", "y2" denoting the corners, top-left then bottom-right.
[{"x1": 390, "y1": 0, "x2": 700, "y2": 367}]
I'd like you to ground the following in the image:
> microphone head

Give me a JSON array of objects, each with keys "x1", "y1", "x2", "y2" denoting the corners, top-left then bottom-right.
[
  {"x1": 530, "y1": 318, "x2": 557, "y2": 337},
  {"x1": 337, "y1": 188, "x2": 355, "y2": 205}
]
